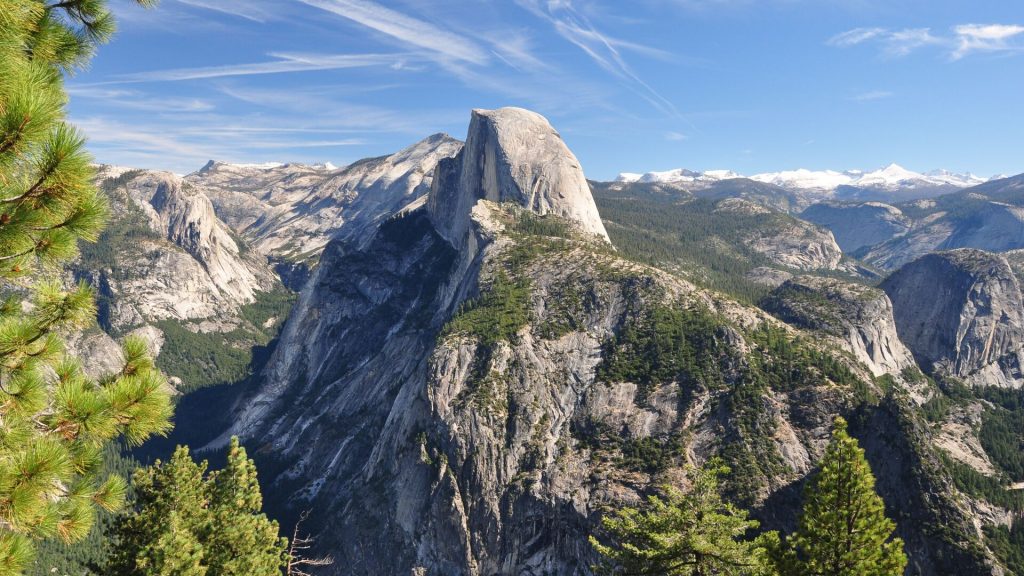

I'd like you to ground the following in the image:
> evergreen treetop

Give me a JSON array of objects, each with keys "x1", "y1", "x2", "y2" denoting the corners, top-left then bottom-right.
[
  {"x1": 108, "y1": 439, "x2": 289, "y2": 576},
  {"x1": 777, "y1": 417, "x2": 906, "y2": 576},
  {"x1": 590, "y1": 459, "x2": 778, "y2": 576}
]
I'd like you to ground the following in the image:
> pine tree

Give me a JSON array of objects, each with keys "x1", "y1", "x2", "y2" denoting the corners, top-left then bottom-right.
[
  {"x1": 108, "y1": 439, "x2": 289, "y2": 576},
  {"x1": 590, "y1": 459, "x2": 778, "y2": 576},
  {"x1": 109, "y1": 447, "x2": 207, "y2": 576},
  {"x1": 205, "y1": 438, "x2": 290, "y2": 576},
  {"x1": 777, "y1": 417, "x2": 906, "y2": 576},
  {"x1": 1, "y1": 1, "x2": 172, "y2": 572}
]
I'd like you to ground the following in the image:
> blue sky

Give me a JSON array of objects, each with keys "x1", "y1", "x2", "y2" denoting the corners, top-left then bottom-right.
[{"x1": 70, "y1": 0, "x2": 1024, "y2": 180}]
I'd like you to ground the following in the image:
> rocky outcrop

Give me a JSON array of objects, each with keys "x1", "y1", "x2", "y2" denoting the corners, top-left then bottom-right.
[
  {"x1": 762, "y1": 276, "x2": 916, "y2": 377},
  {"x1": 146, "y1": 175, "x2": 275, "y2": 306},
  {"x1": 738, "y1": 215, "x2": 844, "y2": 271},
  {"x1": 800, "y1": 201, "x2": 911, "y2": 254},
  {"x1": 427, "y1": 107, "x2": 609, "y2": 246},
  {"x1": 881, "y1": 249, "x2": 1024, "y2": 388},
  {"x1": 864, "y1": 201, "x2": 1024, "y2": 270},
  {"x1": 82, "y1": 170, "x2": 279, "y2": 333},
  {"x1": 704, "y1": 198, "x2": 862, "y2": 273},
  {"x1": 64, "y1": 326, "x2": 167, "y2": 381},
  {"x1": 189, "y1": 133, "x2": 463, "y2": 264}
]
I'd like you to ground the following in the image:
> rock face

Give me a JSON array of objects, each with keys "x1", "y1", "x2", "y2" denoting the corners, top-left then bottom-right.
[
  {"x1": 427, "y1": 108, "x2": 609, "y2": 245},
  {"x1": 82, "y1": 170, "x2": 279, "y2": 333},
  {"x1": 864, "y1": 200, "x2": 1024, "y2": 270},
  {"x1": 800, "y1": 201, "x2": 911, "y2": 254},
  {"x1": 762, "y1": 276, "x2": 916, "y2": 377},
  {"x1": 881, "y1": 249, "x2": 1024, "y2": 388},
  {"x1": 695, "y1": 178, "x2": 813, "y2": 213},
  {"x1": 190, "y1": 134, "x2": 463, "y2": 265},
  {"x1": 736, "y1": 212, "x2": 844, "y2": 271},
  {"x1": 224, "y1": 108, "x2": 998, "y2": 575}
]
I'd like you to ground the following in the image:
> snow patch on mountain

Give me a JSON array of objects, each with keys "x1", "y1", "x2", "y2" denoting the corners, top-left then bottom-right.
[
  {"x1": 616, "y1": 163, "x2": 991, "y2": 193},
  {"x1": 750, "y1": 169, "x2": 855, "y2": 190},
  {"x1": 616, "y1": 168, "x2": 741, "y2": 184}
]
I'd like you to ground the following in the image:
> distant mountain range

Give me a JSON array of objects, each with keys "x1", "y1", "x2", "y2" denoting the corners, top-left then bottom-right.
[{"x1": 616, "y1": 163, "x2": 997, "y2": 202}]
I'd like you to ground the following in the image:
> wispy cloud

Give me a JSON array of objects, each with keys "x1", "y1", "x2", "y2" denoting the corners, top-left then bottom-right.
[
  {"x1": 117, "y1": 52, "x2": 406, "y2": 82},
  {"x1": 884, "y1": 29, "x2": 942, "y2": 57},
  {"x1": 850, "y1": 90, "x2": 893, "y2": 101},
  {"x1": 829, "y1": 23, "x2": 1024, "y2": 60},
  {"x1": 68, "y1": 86, "x2": 216, "y2": 112},
  {"x1": 487, "y1": 32, "x2": 554, "y2": 73},
  {"x1": 296, "y1": 0, "x2": 489, "y2": 65},
  {"x1": 175, "y1": 0, "x2": 274, "y2": 22},
  {"x1": 827, "y1": 27, "x2": 886, "y2": 47},
  {"x1": 828, "y1": 27, "x2": 940, "y2": 57},
  {"x1": 952, "y1": 24, "x2": 1024, "y2": 60},
  {"x1": 77, "y1": 112, "x2": 390, "y2": 173},
  {"x1": 665, "y1": 131, "x2": 687, "y2": 141},
  {"x1": 514, "y1": 0, "x2": 679, "y2": 118}
]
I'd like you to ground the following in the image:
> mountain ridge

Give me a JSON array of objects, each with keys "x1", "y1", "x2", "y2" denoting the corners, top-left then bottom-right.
[{"x1": 617, "y1": 163, "x2": 992, "y2": 191}]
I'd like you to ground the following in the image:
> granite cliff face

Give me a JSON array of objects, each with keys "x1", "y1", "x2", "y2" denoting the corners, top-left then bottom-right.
[
  {"x1": 798, "y1": 175, "x2": 1024, "y2": 271},
  {"x1": 881, "y1": 249, "x2": 1024, "y2": 388},
  {"x1": 82, "y1": 168, "x2": 279, "y2": 333},
  {"x1": 762, "y1": 276, "x2": 915, "y2": 378},
  {"x1": 190, "y1": 134, "x2": 463, "y2": 267},
  {"x1": 800, "y1": 201, "x2": 912, "y2": 254},
  {"x1": 223, "y1": 108, "x2": 998, "y2": 575},
  {"x1": 427, "y1": 108, "x2": 609, "y2": 245},
  {"x1": 864, "y1": 199, "x2": 1024, "y2": 270}
]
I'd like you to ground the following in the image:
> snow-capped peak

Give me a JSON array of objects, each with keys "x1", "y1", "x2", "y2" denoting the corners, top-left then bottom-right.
[
  {"x1": 616, "y1": 163, "x2": 996, "y2": 196},
  {"x1": 924, "y1": 169, "x2": 987, "y2": 186},
  {"x1": 225, "y1": 161, "x2": 286, "y2": 170},
  {"x1": 197, "y1": 160, "x2": 286, "y2": 173},
  {"x1": 615, "y1": 168, "x2": 739, "y2": 184},
  {"x1": 702, "y1": 169, "x2": 742, "y2": 180},
  {"x1": 852, "y1": 163, "x2": 920, "y2": 187},
  {"x1": 749, "y1": 169, "x2": 855, "y2": 190}
]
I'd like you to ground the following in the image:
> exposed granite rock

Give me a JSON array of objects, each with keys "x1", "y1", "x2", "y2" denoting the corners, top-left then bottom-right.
[
  {"x1": 189, "y1": 133, "x2": 463, "y2": 264},
  {"x1": 762, "y1": 276, "x2": 916, "y2": 377},
  {"x1": 82, "y1": 170, "x2": 279, "y2": 333},
  {"x1": 800, "y1": 201, "x2": 911, "y2": 254},
  {"x1": 934, "y1": 402, "x2": 998, "y2": 475},
  {"x1": 63, "y1": 325, "x2": 165, "y2": 379},
  {"x1": 739, "y1": 218, "x2": 843, "y2": 271},
  {"x1": 745, "y1": 266, "x2": 793, "y2": 287},
  {"x1": 881, "y1": 249, "x2": 1024, "y2": 388},
  {"x1": 427, "y1": 108, "x2": 609, "y2": 246}
]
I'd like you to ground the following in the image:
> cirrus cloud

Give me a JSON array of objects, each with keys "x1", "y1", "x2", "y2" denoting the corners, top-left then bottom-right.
[{"x1": 829, "y1": 23, "x2": 1024, "y2": 60}]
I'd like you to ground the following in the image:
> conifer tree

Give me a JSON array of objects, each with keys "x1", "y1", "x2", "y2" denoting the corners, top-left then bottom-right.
[
  {"x1": 777, "y1": 417, "x2": 906, "y2": 576},
  {"x1": 590, "y1": 459, "x2": 778, "y2": 576},
  {"x1": 108, "y1": 439, "x2": 289, "y2": 576},
  {"x1": 205, "y1": 438, "x2": 290, "y2": 576},
  {"x1": 1, "y1": 1, "x2": 172, "y2": 573}
]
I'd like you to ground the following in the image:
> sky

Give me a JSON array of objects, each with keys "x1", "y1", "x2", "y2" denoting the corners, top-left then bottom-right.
[{"x1": 68, "y1": 0, "x2": 1024, "y2": 180}]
